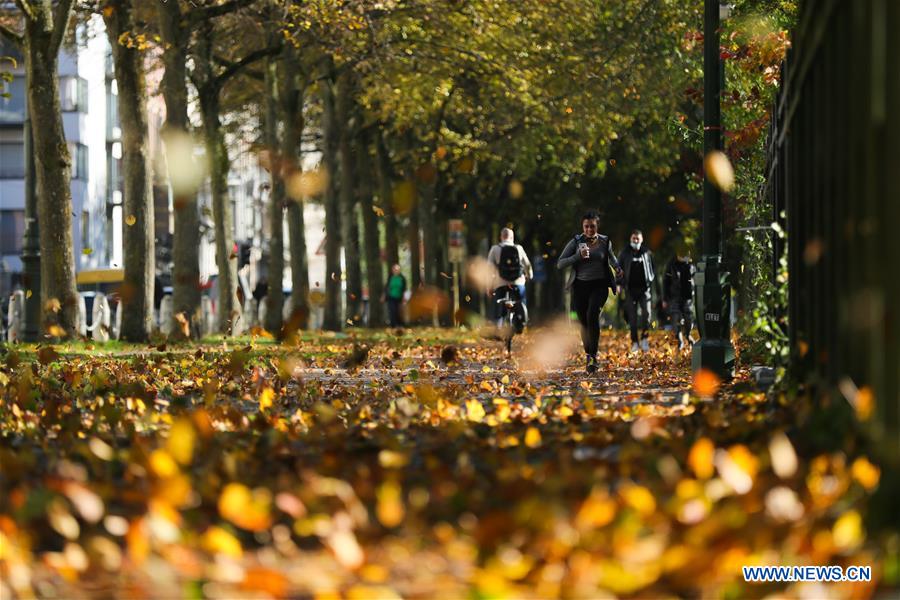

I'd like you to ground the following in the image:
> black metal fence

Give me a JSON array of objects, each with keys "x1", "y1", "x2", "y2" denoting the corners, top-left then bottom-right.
[{"x1": 763, "y1": 0, "x2": 900, "y2": 456}]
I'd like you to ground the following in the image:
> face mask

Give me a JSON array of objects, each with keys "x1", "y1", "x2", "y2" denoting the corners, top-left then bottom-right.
[{"x1": 631, "y1": 241, "x2": 641, "y2": 250}]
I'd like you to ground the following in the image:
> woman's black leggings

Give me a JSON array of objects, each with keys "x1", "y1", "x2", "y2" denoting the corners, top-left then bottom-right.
[{"x1": 572, "y1": 278, "x2": 609, "y2": 357}]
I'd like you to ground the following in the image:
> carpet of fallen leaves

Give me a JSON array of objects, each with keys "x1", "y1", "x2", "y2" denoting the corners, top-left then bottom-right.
[{"x1": 0, "y1": 325, "x2": 886, "y2": 599}]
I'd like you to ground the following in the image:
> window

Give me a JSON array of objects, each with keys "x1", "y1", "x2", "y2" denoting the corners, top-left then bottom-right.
[
  {"x1": 60, "y1": 76, "x2": 88, "y2": 113},
  {"x1": 106, "y1": 143, "x2": 122, "y2": 200},
  {"x1": 0, "y1": 76, "x2": 26, "y2": 122},
  {"x1": 0, "y1": 210, "x2": 24, "y2": 254},
  {"x1": 0, "y1": 143, "x2": 24, "y2": 179},
  {"x1": 81, "y1": 210, "x2": 90, "y2": 251},
  {"x1": 68, "y1": 143, "x2": 88, "y2": 180}
]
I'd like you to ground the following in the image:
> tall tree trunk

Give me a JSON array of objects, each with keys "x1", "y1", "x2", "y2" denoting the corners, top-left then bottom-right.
[
  {"x1": 335, "y1": 72, "x2": 362, "y2": 325},
  {"x1": 157, "y1": 0, "x2": 200, "y2": 339},
  {"x1": 375, "y1": 130, "x2": 399, "y2": 268},
  {"x1": 418, "y1": 176, "x2": 439, "y2": 287},
  {"x1": 263, "y1": 58, "x2": 284, "y2": 333},
  {"x1": 320, "y1": 62, "x2": 342, "y2": 331},
  {"x1": 17, "y1": 1, "x2": 78, "y2": 336},
  {"x1": 104, "y1": 0, "x2": 154, "y2": 342},
  {"x1": 407, "y1": 169, "x2": 422, "y2": 289},
  {"x1": 279, "y1": 45, "x2": 310, "y2": 331},
  {"x1": 198, "y1": 90, "x2": 238, "y2": 334},
  {"x1": 357, "y1": 131, "x2": 384, "y2": 327}
]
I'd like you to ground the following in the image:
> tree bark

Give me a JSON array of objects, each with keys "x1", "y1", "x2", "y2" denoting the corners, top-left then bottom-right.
[
  {"x1": 157, "y1": 0, "x2": 200, "y2": 338},
  {"x1": 263, "y1": 58, "x2": 284, "y2": 333},
  {"x1": 356, "y1": 131, "x2": 384, "y2": 327},
  {"x1": 335, "y1": 72, "x2": 362, "y2": 326},
  {"x1": 17, "y1": 1, "x2": 78, "y2": 336},
  {"x1": 407, "y1": 169, "x2": 422, "y2": 290},
  {"x1": 375, "y1": 130, "x2": 399, "y2": 268},
  {"x1": 320, "y1": 60, "x2": 342, "y2": 331},
  {"x1": 104, "y1": 0, "x2": 154, "y2": 342},
  {"x1": 278, "y1": 47, "x2": 310, "y2": 330},
  {"x1": 198, "y1": 90, "x2": 238, "y2": 334}
]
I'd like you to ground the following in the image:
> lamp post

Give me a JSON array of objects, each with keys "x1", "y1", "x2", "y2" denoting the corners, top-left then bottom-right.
[
  {"x1": 21, "y1": 91, "x2": 41, "y2": 342},
  {"x1": 692, "y1": 0, "x2": 736, "y2": 379}
]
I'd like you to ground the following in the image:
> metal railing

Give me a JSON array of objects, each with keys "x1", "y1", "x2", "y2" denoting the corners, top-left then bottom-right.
[{"x1": 763, "y1": 0, "x2": 899, "y2": 455}]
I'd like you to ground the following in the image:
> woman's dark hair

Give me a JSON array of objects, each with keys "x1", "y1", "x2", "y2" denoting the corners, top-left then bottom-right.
[{"x1": 581, "y1": 210, "x2": 600, "y2": 222}]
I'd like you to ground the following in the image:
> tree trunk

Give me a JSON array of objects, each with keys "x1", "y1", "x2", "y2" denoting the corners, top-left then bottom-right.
[
  {"x1": 279, "y1": 47, "x2": 310, "y2": 330},
  {"x1": 407, "y1": 169, "x2": 422, "y2": 290},
  {"x1": 356, "y1": 131, "x2": 384, "y2": 327},
  {"x1": 104, "y1": 0, "x2": 154, "y2": 342},
  {"x1": 198, "y1": 91, "x2": 238, "y2": 334},
  {"x1": 336, "y1": 72, "x2": 363, "y2": 326},
  {"x1": 22, "y1": 5, "x2": 78, "y2": 336},
  {"x1": 320, "y1": 62, "x2": 342, "y2": 331},
  {"x1": 157, "y1": 0, "x2": 200, "y2": 339},
  {"x1": 263, "y1": 58, "x2": 284, "y2": 333},
  {"x1": 375, "y1": 130, "x2": 399, "y2": 268}
]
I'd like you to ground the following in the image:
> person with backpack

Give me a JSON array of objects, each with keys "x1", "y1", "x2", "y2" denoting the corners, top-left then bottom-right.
[
  {"x1": 663, "y1": 245, "x2": 695, "y2": 350},
  {"x1": 617, "y1": 229, "x2": 656, "y2": 353},
  {"x1": 557, "y1": 210, "x2": 624, "y2": 374},
  {"x1": 488, "y1": 228, "x2": 533, "y2": 327}
]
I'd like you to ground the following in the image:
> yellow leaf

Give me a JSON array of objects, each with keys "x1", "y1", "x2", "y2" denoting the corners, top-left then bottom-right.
[
  {"x1": 372, "y1": 205, "x2": 385, "y2": 217},
  {"x1": 500, "y1": 374, "x2": 510, "y2": 385},
  {"x1": 166, "y1": 418, "x2": 195, "y2": 465},
  {"x1": 524, "y1": 427, "x2": 541, "y2": 448},
  {"x1": 576, "y1": 490, "x2": 617, "y2": 529},
  {"x1": 466, "y1": 399, "x2": 485, "y2": 422},
  {"x1": 851, "y1": 457, "x2": 880, "y2": 491},
  {"x1": 82, "y1": 247, "x2": 93, "y2": 255},
  {"x1": 376, "y1": 481, "x2": 405, "y2": 528},
  {"x1": 619, "y1": 483, "x2": 656, "y2": 517},
  {"x1": 149, "y1": 449, "x2": 179, "y2": 478},
  {"x1": 688, "y1": 437, "x2": 715, "y2": 480},
  {"x1": 378, "y1": 450, "x2": 409, "y2": 469},
  {"x1": 218, "y1": 483, "x2": 271, "y2": 531},
  {"x1": 259, "y1": 387, "x2": 275, "y2": 411},
  {"x1": 202, "y1": 526, "x2": 243, "y2": 558},
  {"x1": 125, "y1": 215, "x2": 137, "y2": 226},
  {"x1": 832, "y1": 510, "x2": 863, "y2": 551},
  {"x1": 692, "y1": 369, "x2": 720, "y2": 398},
  {"x1": 704, "y1": 150, "x2": 734, "y2": 192}
]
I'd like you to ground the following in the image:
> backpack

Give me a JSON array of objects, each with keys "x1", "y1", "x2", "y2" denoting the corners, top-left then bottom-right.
[{"x1": 497, "y1": 245, "x2": 524, "y2": 281}]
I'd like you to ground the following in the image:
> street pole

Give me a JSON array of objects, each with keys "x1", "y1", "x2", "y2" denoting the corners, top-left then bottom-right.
[
  {"x1": 21, "y1": 90, "x2": 41, "y2": 342},
  {"x1": 692, "y1": 0, "x2": 736, "y2": 378}
]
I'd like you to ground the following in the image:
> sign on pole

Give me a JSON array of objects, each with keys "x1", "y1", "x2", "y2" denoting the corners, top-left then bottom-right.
[{"x1": 448, "y1": 219, "x2": 465, "y2": 263}]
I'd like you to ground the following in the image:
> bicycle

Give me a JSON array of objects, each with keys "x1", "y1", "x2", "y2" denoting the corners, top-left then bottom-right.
[{"x1": 494, "y1": 285, "x2": 528, "y2": 355}]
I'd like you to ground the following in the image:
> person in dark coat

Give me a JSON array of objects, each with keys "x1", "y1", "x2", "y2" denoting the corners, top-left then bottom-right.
[
  {"x1": 663, "y1": 246, "x2": 695, "y2": 350},
  {"x1": 617, "y1": 229, "x2": 656, "y2": 353}
]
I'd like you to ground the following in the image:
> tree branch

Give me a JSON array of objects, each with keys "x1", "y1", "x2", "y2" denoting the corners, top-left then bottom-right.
[
  {"x1": 187, "y1": 0, "x2": 255, "y2": 27},
  {"x1": 13, "y1": 0, "x2": 34, "y2": 22},
  {"x1": 213, "y1": 54, "x2": 264, "y2": 81},
  {"x1": 0, "y1": 23, "x2": 23, "y2": 48},
  {"x1": 214, "y1": 43, "x2": 282, "y2": 88},
  {"x1": 51, "y1": 0, "x2": 77, "y2": 55}
]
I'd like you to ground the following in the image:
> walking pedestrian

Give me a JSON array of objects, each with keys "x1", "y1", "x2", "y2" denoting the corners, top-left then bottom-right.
[
  {"x1": 663, "y1": 246, "x2": 695, "y2": 350},
  {"x1": 382, "y1": 264, "x2": 407, "y2": 327},
  {"x1": 557, "y1": 210, "x2": 623, "y2": 374},
  {"x1": 618, "y1": 229, "x2": 656, "y2": 352}
]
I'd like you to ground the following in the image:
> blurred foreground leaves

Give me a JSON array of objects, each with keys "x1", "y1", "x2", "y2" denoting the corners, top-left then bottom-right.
[{"x1": 0, "y1": 329, "x2": 888, "y2": 598}]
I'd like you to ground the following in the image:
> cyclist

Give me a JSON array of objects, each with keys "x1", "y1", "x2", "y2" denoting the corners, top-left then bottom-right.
[{"x1": 487, "y1": 227, "x2": 532, "y2": 330}]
